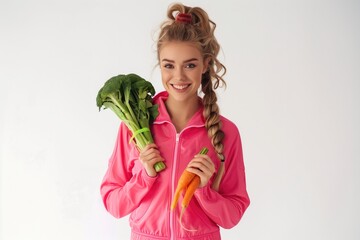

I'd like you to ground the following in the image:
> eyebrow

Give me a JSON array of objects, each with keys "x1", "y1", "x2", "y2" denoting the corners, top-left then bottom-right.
[{"x1": 161, "y1": 58, "x2": 199, "y2": 63}]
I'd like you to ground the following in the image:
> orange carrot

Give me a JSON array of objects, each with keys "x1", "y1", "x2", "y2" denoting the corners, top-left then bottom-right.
[
  {"x1": 170, "y1": 147, "x2": 208, "y2": 211},
  {"x1": 179, "y1": 175, "x2": 201, "y2": 232},
  {"x1": 182, "y1": 175, "x2": 201, "y2": 208},
  {"x1": 170, "y1": 170, "x2": 196, "y2": 210},
  {"x1": 171, "y1": 147, "x2": 208, "y2": 231}
]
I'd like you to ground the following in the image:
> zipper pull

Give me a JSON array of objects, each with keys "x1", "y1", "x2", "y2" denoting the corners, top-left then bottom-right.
[{"x1": 175, "y1": 133, "x2": 180, "y2": 142}]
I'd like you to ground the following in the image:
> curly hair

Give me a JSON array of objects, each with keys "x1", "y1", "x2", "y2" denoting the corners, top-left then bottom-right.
[{"x1": 157, "y1": 3, "x2": 227, "y2": 191}]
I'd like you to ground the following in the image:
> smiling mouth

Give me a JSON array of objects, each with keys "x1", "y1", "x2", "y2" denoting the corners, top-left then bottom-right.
[{"x1": 171, "y1": 84, "x2": 191, "y2": 90}]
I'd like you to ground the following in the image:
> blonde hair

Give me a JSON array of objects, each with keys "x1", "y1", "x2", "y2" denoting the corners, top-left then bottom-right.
[{"x1": 157, "y1": 3, "x2": 226, "y2": 191}]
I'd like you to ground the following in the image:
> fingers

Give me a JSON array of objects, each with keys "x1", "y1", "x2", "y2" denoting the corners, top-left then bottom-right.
[
  {"x1": 139, "y1": 144, "x2": 164, "y2": 177},
  {"x1": 141, "y1": 143, "x2": 158, "y2": 153},
  {"x1": 140, "y1": 144, "x2": 163, "y2": 162},
  {"x1": 190, "y1": 154, "x2": 215, "y2": 174},
  {"x1": 186, "y1": 154, "x2": 215, "y2": 188},
  {"x1": 140, "y1": 150, "x2": 163, "y2": 163}
]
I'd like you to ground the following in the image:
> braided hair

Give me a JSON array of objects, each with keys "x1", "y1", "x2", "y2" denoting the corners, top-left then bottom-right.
[{"x1": 157, "y1": 3, "x2": 227, "y2": 191}]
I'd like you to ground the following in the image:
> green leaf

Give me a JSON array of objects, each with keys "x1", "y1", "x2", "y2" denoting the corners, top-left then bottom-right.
[{"x1": 96, "y1": 73, "x2": 165, "y2": 172}]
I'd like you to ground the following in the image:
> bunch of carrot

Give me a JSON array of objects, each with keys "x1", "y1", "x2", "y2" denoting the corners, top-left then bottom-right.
[{"x1": 170, "y1": 147, "x2": 208, "y2": 231}]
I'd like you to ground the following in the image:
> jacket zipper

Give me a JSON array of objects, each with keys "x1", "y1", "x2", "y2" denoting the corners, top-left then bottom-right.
[
  {"x1": 170, "y1": 133, "x2": 180, "y2": 240},
  {"x1": 152, "y1": 121, "x2": 204, "y2": 239}
]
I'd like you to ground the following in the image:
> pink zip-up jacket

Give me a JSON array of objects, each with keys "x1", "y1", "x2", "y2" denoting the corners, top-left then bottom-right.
[{"x1": 100, "y1": 91, "x2": 250, "y2": 240}]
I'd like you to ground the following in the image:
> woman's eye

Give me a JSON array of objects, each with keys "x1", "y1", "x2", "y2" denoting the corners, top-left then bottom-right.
[
  {"x1": 186, "y1": 63, "x2": 196, "y2": 68},
  {"x1": 164, "y1": 64, "x2": 174, "y2": 69}
]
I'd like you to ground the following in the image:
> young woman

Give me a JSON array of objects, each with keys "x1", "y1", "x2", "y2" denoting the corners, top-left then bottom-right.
[{"x1": 100, "y1": 3, "x2": 250, "y2": 240}]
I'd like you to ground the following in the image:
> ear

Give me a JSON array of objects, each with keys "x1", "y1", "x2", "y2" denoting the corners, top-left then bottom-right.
[{"x1": 202, "y1": 57, "x2": 211, "y2": 74}]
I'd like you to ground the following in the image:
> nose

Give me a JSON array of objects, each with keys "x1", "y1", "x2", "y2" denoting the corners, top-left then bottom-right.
[{"x1": 173, "y1": 67, "x2": 185, "y2": 81}]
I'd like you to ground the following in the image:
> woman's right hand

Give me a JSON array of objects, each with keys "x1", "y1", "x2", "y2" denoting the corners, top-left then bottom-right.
[{"x1": 139, "y1": 143, "x2": 164, "y2": 177}]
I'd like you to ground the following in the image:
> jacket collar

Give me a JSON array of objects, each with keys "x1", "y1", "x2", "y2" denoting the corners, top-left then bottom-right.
[{"x1": 153, "y1": 91, "x2": 205, "y2": 126}]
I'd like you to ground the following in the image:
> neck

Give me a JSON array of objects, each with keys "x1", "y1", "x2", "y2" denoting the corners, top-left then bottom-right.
[{"x1": 165, "y1": 96, "x2": 200, "y2": 132}]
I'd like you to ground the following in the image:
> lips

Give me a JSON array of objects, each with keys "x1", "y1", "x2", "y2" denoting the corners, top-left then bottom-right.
[{"x1": 171, "y1": 84, "x2": 191, "y2": 90}]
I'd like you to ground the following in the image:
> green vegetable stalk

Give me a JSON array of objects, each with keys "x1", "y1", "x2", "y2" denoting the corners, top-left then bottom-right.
[{"x1": 96, "y1": 73, "x2": 166, "y2": 172}]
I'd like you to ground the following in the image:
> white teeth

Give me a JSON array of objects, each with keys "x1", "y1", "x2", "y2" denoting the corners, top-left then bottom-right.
[{"x1": 172, "y1": 84, "x2": 189, "y2": 90}]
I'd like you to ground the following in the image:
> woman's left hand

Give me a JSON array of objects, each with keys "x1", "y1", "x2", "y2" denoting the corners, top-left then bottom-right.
[{"x1": 186, "y1": 154, "x2": 216, "y2": 188}]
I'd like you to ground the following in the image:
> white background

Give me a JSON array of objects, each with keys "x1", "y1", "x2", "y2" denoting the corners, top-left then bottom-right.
[{"x1": 1, "y1": 0, "x2": 359, "y2": 239}]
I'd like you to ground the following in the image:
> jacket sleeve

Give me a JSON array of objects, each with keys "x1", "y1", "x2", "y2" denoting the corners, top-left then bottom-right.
[
  {"x1": 100, "y1": 123, "x2": 158, "y2": 218},
  {"x1": 194, "y1": 127, "x2": 250, "y2": 229}
]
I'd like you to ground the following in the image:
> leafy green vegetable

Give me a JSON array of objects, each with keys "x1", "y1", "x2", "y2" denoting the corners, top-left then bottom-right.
[{"x1": 96, "y1": 73, "x2": 166, "y2": 172}]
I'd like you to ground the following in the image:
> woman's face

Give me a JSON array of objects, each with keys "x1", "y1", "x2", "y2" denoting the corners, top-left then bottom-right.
[{"x1": 159, "y1": 41, "x2": 208, "y2": 103}]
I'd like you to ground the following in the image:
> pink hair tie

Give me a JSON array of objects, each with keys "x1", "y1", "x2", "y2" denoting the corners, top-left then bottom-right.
[{"x1": 175, "y1": 13, "x2": 192, "y2": 24}]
